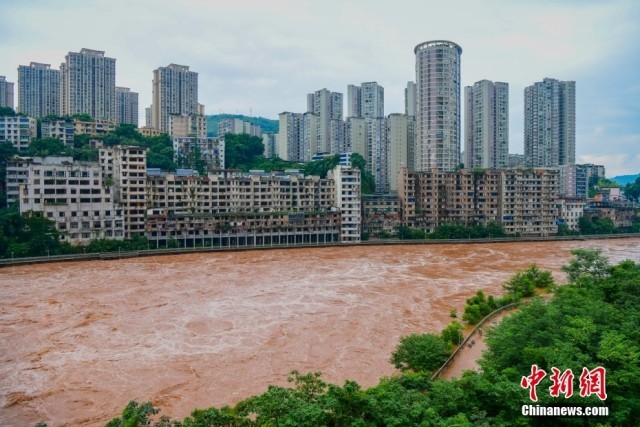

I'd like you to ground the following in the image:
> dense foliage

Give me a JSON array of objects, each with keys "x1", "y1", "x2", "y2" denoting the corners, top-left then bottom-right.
[
  {"x1": 0, "y1": 206, "x2": 151, "y2": 259},
  {"x1": 390, "y1": 333, "x2": 451, "y2": 373},
  {"x1": 623, "y1": 176, "x2": 640, "y2": 201},
  {"x1": 397, "y1": 222, "x2": 507, "y2": 240},
  {"x1": 95, "y1": 249, "x2": 639, "y2": 426},
  {"x1": 579, "y1": 216, "x2": 616, "y2": 235},
  {"x1": 224, "y1": 133, "x2": 266, "y2": 170},
  {"x1": 0, "y1": 209, "x2": 73, "y2": 257}
]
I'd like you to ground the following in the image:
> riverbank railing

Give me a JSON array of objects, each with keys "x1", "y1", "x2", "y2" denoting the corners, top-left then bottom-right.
[
  {"x1": 1, "y1": 232, "x2": 639, "y2": 268},
  {"x1": 431, "y1": 302, "x2": 521, "y2": 381}
]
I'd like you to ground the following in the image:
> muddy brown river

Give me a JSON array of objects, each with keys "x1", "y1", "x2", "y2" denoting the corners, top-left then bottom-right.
[{"x1": 1, "y1": 239, "x2": 639, "y2": 426}]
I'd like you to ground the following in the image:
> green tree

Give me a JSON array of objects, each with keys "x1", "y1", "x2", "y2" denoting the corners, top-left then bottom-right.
[
  {"x1": 349, "y1": 152, "x2": 375, "y2": 194},
  {"x1": 303, "y1": 154, "x2": 340, "y2": 178},
  {"x1": 462, "y1": 290, "x2": 499, "y2": 324},
  {"x1": 0, "y1": 106, "x2": 16, "y2": 117},
  {"x1": 105, "y1": 400, "x2": 160, "y2": 427},
  {"x1": 561, "y1": 248, "x2": 610, "y2": 283},
  {"x1": 624, "y1": 176, "x2": 640, "y2": 201},
  {"x1": 390, "y1": 333, "x2": 451, "y2": 372},
  {"x1": 441, "y1": 321, "x2": 463, "y2": 347},
  {"x1": 502, "y1": 264, "x2": 554, "y2": 298},
  {"x1": 28, "y1": 137, "x2": 69, "y2": 157},
  {"x1": 224, "y1": 133, "x2": 265, "y2": 169},
  {"x1": 71, "y1": 113, "x2": 93, "y2": 121}
]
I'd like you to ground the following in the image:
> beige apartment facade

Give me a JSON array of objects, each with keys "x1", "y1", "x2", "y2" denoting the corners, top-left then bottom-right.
[
  {"x1": 399, "y1": 168, "x2": 559, "y2": 236},
  {"x1": 144, "y1": 168, "x2": 349, "y2": 245},
  {"x1": 10, "y1": 156, "x2": 124, "y2": 245}
]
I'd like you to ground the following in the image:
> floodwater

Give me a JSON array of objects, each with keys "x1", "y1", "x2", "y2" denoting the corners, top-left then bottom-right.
[{"x1": 1, "y1": 239, "x2": 639, "y2": 426}]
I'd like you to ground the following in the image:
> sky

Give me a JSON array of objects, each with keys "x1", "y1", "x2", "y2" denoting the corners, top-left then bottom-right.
[{"x1": 1, "y1": 0, "x2": 639, "y2": 177}]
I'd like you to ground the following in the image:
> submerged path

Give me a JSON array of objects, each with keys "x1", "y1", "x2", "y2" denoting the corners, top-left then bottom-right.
[{"x1": 440, "y1": 309, "x2": 515, "y2": 380}]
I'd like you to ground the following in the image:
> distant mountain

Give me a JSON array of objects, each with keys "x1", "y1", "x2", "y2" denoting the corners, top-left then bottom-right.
[
  {"x1": 206, "y1": 114, "x2": 279, "y2": 137},
  {"x1": 611, "y1": 174, "x2": 640, "y2": 186}
]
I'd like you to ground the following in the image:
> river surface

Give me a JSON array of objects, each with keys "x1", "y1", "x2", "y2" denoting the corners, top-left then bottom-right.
[{"x1": 1, "y1": 239, "x2": 639, "y2": 426}]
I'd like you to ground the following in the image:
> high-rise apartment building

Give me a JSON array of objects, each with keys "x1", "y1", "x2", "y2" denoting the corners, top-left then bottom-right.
[
  {"x1": 17, "y1": 63, "x2": 60, "y2": 118},
  {"x1": 405, "y1": 81, "x2": 417, "y2": 117},
  {"x1": 464, "y1": 80, "x2": 509, "y2": 169},
  {"x1": 345, "y1": 117, "x2": 366, "y2": 157},
  {"x1": 60, "y1": 48, "x2": 116, "y2": 121},
  {"x1": 414, "y1": 40, "x2": 462, "y2": 172},
  {"x1": 307, "y1": 88, "x2": 343, "y2": 154},
  {"x1": 524, "y1": 78, "x2": 576, "y2": 167},
  {"x1": 387, "y1": 114, "x2": 411, "y2": 193},
  {"x1": 366, "y1": 117, "x2": 388, "y2": 193},
  {"x1": 346, "y1": 85, "x2": 361, "y2": 118},
  {"x1": 347, "y1": 82, "x2": 384, "y2": 119},
  {"x1": 361, "y1": 82, "x2": 384, "y2": 119},
  {"x1": 0, "y1": 76, "x2": 15, "y2": 109},
  {"x1": 115, "y1": 87, "x2": 139, "y2": 125},
  {"x1": 276, "y1": 112, "x2": 317, "y2": 162},
  {"x1": 151, "y1": 64, "x2": 199, "y2": 134}
]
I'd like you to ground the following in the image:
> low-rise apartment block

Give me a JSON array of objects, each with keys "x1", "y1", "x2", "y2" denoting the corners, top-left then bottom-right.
[
  {"x1": 74, "y1": 118, "x2": 117, "y2": 136},
  {"x1": 0, "y1": 115, "x2": 37, "y2": 152},
  {"x1": 218, "y1": 118, "x2": 262, "y2": 137},
  {"x1": 145, "y1": 167, "x2": 357, "y2": 245},
  {"x1": 41, "y1": 118, "x2": 75, "y2": 146},
  {"x1": 362, "y1": 194, "x2": 401, "y2": 237},
  {"x1": 585, "y1": 200, "x2": 635, "y2": 228},
  {"x1": 556, "y1": 197, "x2": 586, "y2": 231},
  {"x1": 399, "y1": 168, "x2": 559, "y2": 236},
  {"x1": 328, "y1": 165, "x2": 361, "y2": 242},
  {"x1": 173, "y1": 137, "x2": 225, "y2": 171},
  {"x1": 9, "y1": 156, "x2": 124, "y2": 244},
  {"x1": 99, "y1": 145, "x2": 147, "y2": 238}
]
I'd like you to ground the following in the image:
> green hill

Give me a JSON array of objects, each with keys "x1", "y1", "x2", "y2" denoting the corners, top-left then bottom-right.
[
  {"x1": 611, "y1": 173, "x2": 640, "y2": 186},
  {"x1": 206, "y1": 114, "x2": 279, "y2": 137}
]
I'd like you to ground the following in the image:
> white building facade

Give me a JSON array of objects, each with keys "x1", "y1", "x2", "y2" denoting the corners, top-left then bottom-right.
[
  {"x1": 414, "y1": 40, "x2": 462, "y2": 172},
  {"x1": 17, "y1": 62, "x2": 60, "y2": 118},
  {"x1": 60, "y1": 48, "x2": 116, "y2": 121},
  {"x1": 464, "y1": 80, "x2": 509, "y2": 169}
]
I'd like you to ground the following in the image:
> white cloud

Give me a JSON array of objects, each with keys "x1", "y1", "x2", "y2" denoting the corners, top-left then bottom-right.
[
  {"x1": 1, "y1": 0, "x2": 638, "y2": 175},
  {"x1": 579, "y1": 153, "x2": 640, "y2": 177}
]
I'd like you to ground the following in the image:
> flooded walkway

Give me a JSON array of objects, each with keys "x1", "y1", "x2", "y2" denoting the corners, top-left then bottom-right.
[{"x1": 441, "y1": 309, "x2": 514, "y2": 380}]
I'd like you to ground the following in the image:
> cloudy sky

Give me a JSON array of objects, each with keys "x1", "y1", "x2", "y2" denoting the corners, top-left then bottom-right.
[{"x1": 1, "y1": 0, "x2": 639, "y2": 176}]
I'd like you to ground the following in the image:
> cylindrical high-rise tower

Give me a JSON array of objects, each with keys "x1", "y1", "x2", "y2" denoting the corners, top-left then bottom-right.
[{"x1": 414, "y1": 40, "x2": 462, "y2": 171}]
